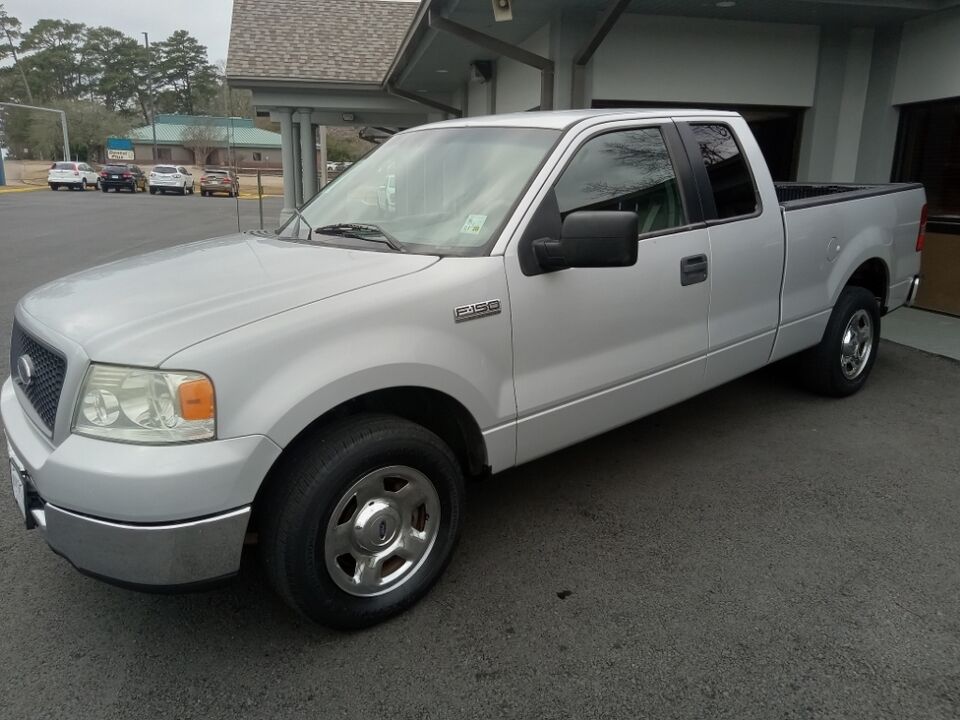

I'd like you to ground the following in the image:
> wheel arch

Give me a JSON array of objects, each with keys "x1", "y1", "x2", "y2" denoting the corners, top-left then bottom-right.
[
  {"x1": 844, "y1": 257, "x2": 889, "y2": 313},
  {"x1": 251, "y1": 385, "x2": 490, "y2": 529}
]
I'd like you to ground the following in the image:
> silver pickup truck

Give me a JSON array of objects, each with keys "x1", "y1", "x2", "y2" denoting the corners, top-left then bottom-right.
[{"x1": 2, "y1": 110, "x2": 925, "y2": 628}]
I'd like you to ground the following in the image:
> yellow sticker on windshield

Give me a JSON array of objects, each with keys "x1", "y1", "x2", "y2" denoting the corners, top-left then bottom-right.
[{"x1": 460, "y1": 214, "x2": 487, "y2": 234}]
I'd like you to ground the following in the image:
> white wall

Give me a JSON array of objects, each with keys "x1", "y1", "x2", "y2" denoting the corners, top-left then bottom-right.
[
  {"x1": 495, "y1": 24, "x2": 550, "y2": 113},
  {"x1": 590, "y1": 15, "x2": 820, "y2": 108},
  {"x1": 893, "y1": 6, "x2": 960, "y2": 105}
]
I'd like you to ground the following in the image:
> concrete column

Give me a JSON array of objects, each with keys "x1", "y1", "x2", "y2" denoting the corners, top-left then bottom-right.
[
  {"x1": 292, "y1": 119, "x2": 303, "y2": 207},
  {"x1": 855, "y1": 25, "x2": 903, "y2": 183},
  {"x1": 278, "y1": 108, "x2": 296, "y2": 222},
  {"x1": 797, "y1": 28, "x2": 874, "y2": 182},
  {"x1": 299, "y1": 110, "x2": 317, "y2": 200},
  {"x1": 316, "y1": 125, "x2": 328, "y2": 188}
]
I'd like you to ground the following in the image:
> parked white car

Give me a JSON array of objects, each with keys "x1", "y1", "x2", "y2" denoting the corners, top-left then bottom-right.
[
  {"x1": 48, "y1": 162, "x2": 99, "y2": 191},
  {"x1": 148, "y1": 165, "x2": 195, "y2": 195}
]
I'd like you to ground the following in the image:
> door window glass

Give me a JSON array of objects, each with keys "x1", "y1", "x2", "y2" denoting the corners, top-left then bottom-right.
[
  {"x1": 554, "y1": 127, "x2": 686, "y2": 234},
  {"x1": 690, "y1": 124, "x2": 758, "y2": 219}
]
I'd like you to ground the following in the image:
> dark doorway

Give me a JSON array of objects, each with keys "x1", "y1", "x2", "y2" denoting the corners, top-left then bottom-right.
[{"x1": 592, "y1": 100, "x2": 804, "y2": 181}]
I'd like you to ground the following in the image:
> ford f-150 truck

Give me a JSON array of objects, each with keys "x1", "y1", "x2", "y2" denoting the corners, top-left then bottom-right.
[{"x1": 2, "y1": 110, "x2": 925, "y2": 628}]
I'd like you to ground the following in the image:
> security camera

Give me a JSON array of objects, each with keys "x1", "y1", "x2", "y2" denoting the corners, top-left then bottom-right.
[
  {"x1": 469, "y1": 61, "x2": 494, "y2": 84},
  {"x1": 492, "y1": 0, "x2": 513, "y2": 22}
]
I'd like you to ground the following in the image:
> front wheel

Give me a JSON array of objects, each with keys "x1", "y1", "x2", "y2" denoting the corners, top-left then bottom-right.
[
  {"x1": 259, "y1": 414, "x2": 465, "y2": 629},
  {"x1": 799, "y1": 286, "x2": 880, "y2": 397}
]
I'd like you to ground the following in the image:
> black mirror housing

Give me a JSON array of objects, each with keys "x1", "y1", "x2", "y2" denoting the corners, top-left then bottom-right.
[
  {"x1": 561, "y1": 211, "x2": 639, "y2": 267},
  {"x1": 533, "y1": 210, "x2": 639, "y2": 271}
]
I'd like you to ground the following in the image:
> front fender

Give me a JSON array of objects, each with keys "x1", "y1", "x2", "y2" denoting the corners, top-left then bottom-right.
[{"x1": 164, "y1": 257, "x2": 516, "y2": 464}]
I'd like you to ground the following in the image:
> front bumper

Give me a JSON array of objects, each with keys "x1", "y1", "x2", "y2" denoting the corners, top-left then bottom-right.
[
  {"x1": 31, "y1": 497, "x2": 250, "y2": 589},
  {"x1": 2, "y1": 377, "x2": 281, "y2": 588}
]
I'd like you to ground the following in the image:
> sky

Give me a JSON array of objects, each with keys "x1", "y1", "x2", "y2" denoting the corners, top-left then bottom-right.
[{"x1": 3, "y1": 0, "x2": 235, "y2": 65}]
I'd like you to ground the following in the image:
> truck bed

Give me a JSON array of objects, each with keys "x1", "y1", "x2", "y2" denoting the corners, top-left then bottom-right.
[{"x1": 776, "y1": 182, "x2": 923, "y2": 210}]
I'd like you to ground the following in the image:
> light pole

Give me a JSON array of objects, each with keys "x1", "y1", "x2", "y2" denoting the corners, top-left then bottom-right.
[{"x1": 142, "y1": 32, "x2": 158, "y2": 163}]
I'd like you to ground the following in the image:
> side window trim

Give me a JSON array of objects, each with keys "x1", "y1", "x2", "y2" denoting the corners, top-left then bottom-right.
[{"x1": 675, "y1": 120, "x2": 763, "y2": 224}]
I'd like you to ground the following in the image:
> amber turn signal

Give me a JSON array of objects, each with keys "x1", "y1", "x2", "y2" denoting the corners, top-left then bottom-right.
[{"x1": 178, "y1": 378, "x2": 215, "y2": 421}]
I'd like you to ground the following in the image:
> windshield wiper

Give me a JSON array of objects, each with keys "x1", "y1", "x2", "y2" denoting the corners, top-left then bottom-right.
[{"x1": 315, "y1": 223, "x2": 406, "y2": 252}]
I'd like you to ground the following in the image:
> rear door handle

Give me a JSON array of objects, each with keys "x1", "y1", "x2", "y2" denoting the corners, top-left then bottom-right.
[{"x1": 680, "y1": 254, "x2": 708, "y2": 286}]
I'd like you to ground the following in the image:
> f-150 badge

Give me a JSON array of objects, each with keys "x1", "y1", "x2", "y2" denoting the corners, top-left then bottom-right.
[{"x1": 454, "y1": 299, "x2": 502, "y2": 323}]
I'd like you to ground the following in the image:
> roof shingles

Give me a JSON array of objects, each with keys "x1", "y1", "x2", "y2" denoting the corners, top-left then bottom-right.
[{"x1": 226, "y1": 0, "x2": 419, "y2": 84}]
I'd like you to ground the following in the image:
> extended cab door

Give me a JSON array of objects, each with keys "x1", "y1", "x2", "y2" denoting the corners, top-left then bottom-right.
[
  {"x1": 505, "y1": 120, "x2": 711, "y2": 464},
  {"x1": 675, "y1": 119, "x2": 785, "y2": 387}
]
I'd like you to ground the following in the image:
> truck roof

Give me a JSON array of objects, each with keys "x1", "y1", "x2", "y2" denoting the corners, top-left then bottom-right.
[{"x1": 407, "y1": 108, "x2": 741, "y2": 133}]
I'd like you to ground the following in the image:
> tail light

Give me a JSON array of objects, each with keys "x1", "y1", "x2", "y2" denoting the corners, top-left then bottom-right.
[
  {"x1": 100, "y1": 171, "x2": 108, "y2": 177},
  {"x1": 73, "y1": 171, "x2": 80, "y2": 176},
  {"x1": 222, "y1": 178, "x2": 230, "y2": 184},
  {"x1": 123, "y1": 172, "x2": 132, "y2": 178},
  {"x1": 917, "y1": 204, "x2": 928, "y2": 252},
  {"x1": 200, "y1": 176, "x2": 207, "y2": 182}
]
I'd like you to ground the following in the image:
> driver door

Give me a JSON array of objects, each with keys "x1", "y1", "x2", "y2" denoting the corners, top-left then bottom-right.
[{"x1": 505, "y1": 121, "x2": 712, "y2": 464}]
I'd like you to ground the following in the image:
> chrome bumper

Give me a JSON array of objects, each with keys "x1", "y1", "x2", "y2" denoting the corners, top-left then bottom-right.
[
  {"x1": 39, "y1": 503, "x2": 250, "y2": 588},
  {"x1": 905, "y1": 275, "x2": 921, "y2": 307}
]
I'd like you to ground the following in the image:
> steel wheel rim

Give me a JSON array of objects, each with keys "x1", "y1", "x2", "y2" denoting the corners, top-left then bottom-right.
[
  {"x1": 323, "y1": 465, "x2": 441, "y2": 597},
  {"x1": 840, "y1": 308, "x2": 873, "y2": 379}
]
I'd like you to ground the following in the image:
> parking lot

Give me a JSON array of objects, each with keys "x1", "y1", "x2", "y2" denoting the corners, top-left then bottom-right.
[{"x1": 1, "y1": 190, "x2": 958, "y2": 719}]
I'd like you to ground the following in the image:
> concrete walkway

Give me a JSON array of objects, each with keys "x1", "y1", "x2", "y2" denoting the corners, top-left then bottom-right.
[{"x1": 884, "y1": 306, "x2": 960, "y2": 361}]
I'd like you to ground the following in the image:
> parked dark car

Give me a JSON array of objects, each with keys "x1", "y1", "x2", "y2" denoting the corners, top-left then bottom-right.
[
  {"x1": 200, "y1": 168, "x2": 240, "y2": 197},
  {"x1": 100, "y1": 164, "x2": 147, "y2": 193}
]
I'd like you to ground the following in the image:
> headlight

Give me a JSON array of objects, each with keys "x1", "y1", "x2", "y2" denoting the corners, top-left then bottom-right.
[{"x1": 73, "y1": 364, "x2": 215, "y2": 443}]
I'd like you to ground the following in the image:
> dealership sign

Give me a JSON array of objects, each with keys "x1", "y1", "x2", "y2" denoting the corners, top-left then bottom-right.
[{"x1": 106, "y1": 137, "x2": 135, "y2": 160}]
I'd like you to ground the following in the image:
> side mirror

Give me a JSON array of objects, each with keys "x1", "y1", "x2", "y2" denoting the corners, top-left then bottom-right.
[{"x1": 533, "y1": 211, "x2": 639, "y2": 270}]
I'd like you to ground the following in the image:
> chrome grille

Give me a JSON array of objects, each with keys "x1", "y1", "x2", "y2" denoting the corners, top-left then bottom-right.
[{"x1": 10, "y1": 321, "x2": 67, "y2": 433}]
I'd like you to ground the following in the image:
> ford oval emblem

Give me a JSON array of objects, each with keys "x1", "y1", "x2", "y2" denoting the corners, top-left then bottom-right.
[
  {"x1": 378, "y1": 519, "x2": 387, "y2": 541},
  {"x1": 16, "y1": 354, "x2": 35, "y2": 388}
]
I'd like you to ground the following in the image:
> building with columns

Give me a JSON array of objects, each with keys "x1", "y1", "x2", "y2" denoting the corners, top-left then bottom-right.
[{"x1": 228, "y1": 0, "x2": 960, "y2": 313}]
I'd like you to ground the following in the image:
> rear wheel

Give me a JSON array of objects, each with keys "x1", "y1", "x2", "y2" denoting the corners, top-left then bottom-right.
[
  {"x1": 149, "y1": 187, "x2": 157, "y2": 195},
  {"x1": 80, "y1": 179, "x2": 87, "y2": 191},
  {"x1": 799, "y1": 286, "x2": 880, "y2": 397},
  {"x1": 260, "y1": 414, "x2": 465, "y2": 629},
  {"x1": 49, "y1": 183, "x2": 58, "y2": 191}
]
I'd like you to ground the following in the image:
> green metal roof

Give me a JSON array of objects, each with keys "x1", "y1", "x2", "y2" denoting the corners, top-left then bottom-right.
[{"x1": 128, "y1": 117, "x2": 283, "y2": 148}]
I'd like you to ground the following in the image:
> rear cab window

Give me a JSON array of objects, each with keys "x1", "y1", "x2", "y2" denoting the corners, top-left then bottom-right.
[
  {"x1": 154, "y1": 166, "x2": 177, "y2": 174},
  {"x1": 683, "y1": 123, "x2": 759, "y2": 220}
]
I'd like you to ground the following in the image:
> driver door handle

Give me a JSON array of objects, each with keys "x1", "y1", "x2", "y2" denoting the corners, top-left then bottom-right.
[{"x1": 680, "y1": 254, "x2": 708, "y2": 286}]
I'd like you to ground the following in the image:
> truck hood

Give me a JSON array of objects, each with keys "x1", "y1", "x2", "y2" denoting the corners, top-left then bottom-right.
[{"x1": 19, "y1": 233, "x2": 438, "y2": 365}]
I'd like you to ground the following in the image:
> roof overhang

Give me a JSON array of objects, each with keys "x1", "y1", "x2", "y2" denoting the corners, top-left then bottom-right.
[{"x1": 388, "y1": 0, "x2": 960, "y2": 96}]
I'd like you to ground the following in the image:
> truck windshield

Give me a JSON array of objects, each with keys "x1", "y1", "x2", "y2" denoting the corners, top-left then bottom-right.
[{"x1": 282, "y1": 126, "x2": 560, "y2": 256}]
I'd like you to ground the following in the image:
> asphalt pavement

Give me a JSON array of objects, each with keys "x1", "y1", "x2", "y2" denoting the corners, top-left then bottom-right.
[{"x1": 1, "y1": 190, "x2": 958, "y2": 719}]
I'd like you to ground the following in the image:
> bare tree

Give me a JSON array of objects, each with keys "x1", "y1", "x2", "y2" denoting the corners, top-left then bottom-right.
[{"x1": 181, "y1": 119, "x2": 224, "y2": 166}]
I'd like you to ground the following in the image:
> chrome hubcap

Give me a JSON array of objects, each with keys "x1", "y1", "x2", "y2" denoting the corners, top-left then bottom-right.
[
  {"x1": 840, "y1": 309, "x2": 873, "y2": 379},
  {"x1": 324, "y1": 465, "x2": 440, "y2": 597}
]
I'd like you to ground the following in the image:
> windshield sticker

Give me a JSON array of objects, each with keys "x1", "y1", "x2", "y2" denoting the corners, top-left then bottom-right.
[{"x1": 460, "y1": 214, "x2": 487, "y2": 235}]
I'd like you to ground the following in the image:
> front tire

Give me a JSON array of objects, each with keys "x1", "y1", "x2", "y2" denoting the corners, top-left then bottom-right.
[
  {"x1": 799, "y1": 286, "x2": 880, "y2": 397},
  {"x1": 260, "y1": 414, "x2": 465, "y2": 629}
]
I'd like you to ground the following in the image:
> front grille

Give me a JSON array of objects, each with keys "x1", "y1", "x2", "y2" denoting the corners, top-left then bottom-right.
[{"x1": 10, "y1": 321, "x2": 67, "y2": 433}]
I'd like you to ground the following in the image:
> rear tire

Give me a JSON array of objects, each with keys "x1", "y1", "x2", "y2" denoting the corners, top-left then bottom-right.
[
  {"x1": 80, "y1": 179, "x2": 87, "y2": 191},
  {"x1": 259, "y1": 414, "x2": 465, "y2": 629},
  {"x1": 149, "y1": 187, "x2": 157, "y2": 195},
  {"x1": 799, "y1": 285, "x2": 880, "y2": 397},
  {"x1": 49, "y1": 184, "x2": 58, "y2": 191}
]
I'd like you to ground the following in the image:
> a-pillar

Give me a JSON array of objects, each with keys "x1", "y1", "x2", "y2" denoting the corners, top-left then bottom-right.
[
  {"x1": 278, "y1": 108, "x2": 297, "y2": 222},
  {"x1": 299, "y1": 109, "x2": 317, "y2": 200}
]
